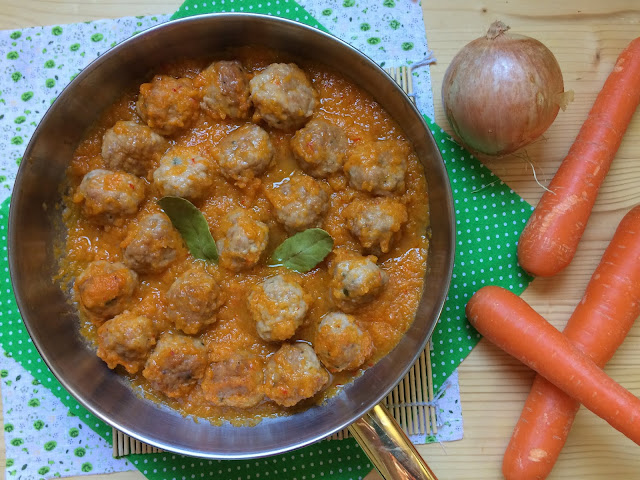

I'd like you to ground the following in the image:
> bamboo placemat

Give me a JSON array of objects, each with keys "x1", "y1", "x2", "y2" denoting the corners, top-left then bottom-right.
[{"x1": 112, "y1": 66, "x2": 438, "y2": 458}]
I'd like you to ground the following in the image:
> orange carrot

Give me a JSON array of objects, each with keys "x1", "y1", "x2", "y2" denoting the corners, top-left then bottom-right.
[
  {"x1": 503, "y1": 205, "x2": 640, "y2": 480},
  {"x1": 465, "y1": 286, "x2": 640, "y2": 446},
  {"x1": 518, "y1": 37, "x2": 640, "y2": 277}
]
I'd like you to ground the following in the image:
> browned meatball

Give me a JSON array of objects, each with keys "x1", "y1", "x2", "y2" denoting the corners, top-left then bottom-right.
[
  {"x1": 97, "y1": 312, "x2": 156, "y2": 374},
  {"x1": 137, "y1": 75, "x2": 200, "y2": 136},
  {"x1": 314, "y1": 312, "x2": 373, "y2": 373},
  {"x1": 153, "y1": 148, "x2": 213, "y2": 201},
  {"x1": 250, "y1": 63, "x2": 317, "y2": 130},
  {"x1": 142, "y1": 334, "x2": 208, "y2": 398},
  {"x1": 122, "y1": 212, "x2": 183, "y2": 274},
  {"x1": 342, "y1": 197, "x2": 408, "y2": 254},
  {"x1": 200, "y1": 60, "x2": 251, "y2": 120},
  {"x1": 344, "y1": 140, "x2": 409, "y2": 196},
  {"x1": 166, "y1": 266, "x2": 223, "y2": 334},
  {"x1": 331, "y1": 252, "x2": 388, "y2": 312},
  {"x1": 201, "y1": 352, "x2": 264, "y2": 408},
  {"x1": 248, "y1": 274, "x2": 310, "y2": 342},
  {"x1": 290, "y1": 119, "x2": 348, "y2": 178},
  {"x1": 263, "y1": 343, "x2": 329, "y2": 407},
  {"x1": 217, "y1": 208, "x2": 269, "y2": 272},
  {"x1": 101, "y1": 121, "x2": 168, "y2": 176},
  {"x1": 214, "y1": 124, "x2": 273, "y2": 187},
  {"x1": 264, "y1": 173, "x2": 328, "y2": 232},
  {"x1": 74, "y1": 261, "x2": 138, "y2": 321},
  {"x1": 74, "y1": 169, "x2": 145, "y2": 225}
]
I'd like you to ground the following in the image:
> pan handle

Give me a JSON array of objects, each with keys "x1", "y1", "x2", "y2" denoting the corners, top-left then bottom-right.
[{"x1": 348, "y1": 403, "x2": 439, "y2": 480}]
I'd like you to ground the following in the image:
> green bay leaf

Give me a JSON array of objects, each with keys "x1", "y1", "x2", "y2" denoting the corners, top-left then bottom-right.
[
  {"x1": 158, "y1": 196, "x2": 218, "y2": 262},
  {"x1": 270, "y1": 228, "x2": 334, "y2": 273}
]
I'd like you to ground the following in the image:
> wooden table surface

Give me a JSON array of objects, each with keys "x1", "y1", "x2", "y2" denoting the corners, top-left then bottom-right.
[{"x1": 1, "y1": 1, "x2": 640, "y2": 479}]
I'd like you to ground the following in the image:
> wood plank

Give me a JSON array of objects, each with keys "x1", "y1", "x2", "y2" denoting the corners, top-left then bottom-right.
[{"x1": 422, "y1": 1, "x2": 640, "y2": 478}]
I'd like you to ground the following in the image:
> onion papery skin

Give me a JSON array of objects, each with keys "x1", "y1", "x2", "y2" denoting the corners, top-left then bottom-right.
[{"x1": 442, "y1": 22, "x2": 566, "y2": 156}]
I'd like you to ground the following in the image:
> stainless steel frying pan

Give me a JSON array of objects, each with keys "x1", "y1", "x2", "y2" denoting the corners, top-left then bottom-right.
[{"x1": 8, "y1": 13, "x2": 454, "y2": 477}]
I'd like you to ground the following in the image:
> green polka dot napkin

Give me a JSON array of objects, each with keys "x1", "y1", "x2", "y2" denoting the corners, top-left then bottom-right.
[
  {"x1": 425, "y1": 118, "x2": 534, "y2": 390},
  {"x1": 0, "y1": 1, "x2": 534, "y2": 479}
]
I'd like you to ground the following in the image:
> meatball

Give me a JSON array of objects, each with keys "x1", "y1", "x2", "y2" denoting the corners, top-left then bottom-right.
[
  {"x1": 214, "y1": 124, "x2": 273, "y2": 187},
  {"x1": 122, "y1": 212, "x2": 183, "y2": 274},
  {"x1": 344, "y1": 140, "x2": 409, "y2": 196},
  {"x1": 74, "y1": 261, "x2": 138, "y2": 321},
  {"x1": 331, "y1": 254, "x2": 388, "y2": 312},
  {"x1": 343, "y1": 197, "x2": 408, "y2": 254},
  {"x1": 200, "y1": 60, "x2": 251, "y2": 120},
  {"x1": 263, "y1": 343, "x2": 329, "y2": 407},
  {"x1": 265, "y1": 173, "x2": 328, "y2": 232},
  {"x1": 101, "y1": 121, "x2": 168, "y2": 177},
  {"x1": 248, "y1": 274, "x2": 310, "y2": 342},
  {"x1": 290, "y1": 119, "x2": 348, "y2": 178},
  {"x1": 136, "y1": 75, "x2": 200, "y2": 136},
  {"x1": 314, "y1": 312, "x2": 373, "y2": 372},
  {"x1": 153, "y1": 149, "x2": 213, "y2": 201},
  {"x1": 201, "y1": 352, "x2": 264, "y2": 408},
  {"x1": 74, "y1": 169, "x2": 145, "y2": 225},
  {"x1": 142, "y1": 334, "x2": 208, "y2": 398},
  {"x1": 96, "y1": 312, "x2": 156, "y2": 374},
  {"x1": 217, "y1": 209, "x2": 269, "y2": 272},
  {"x1": 166, "y1": 266, "x2": 223, "y2": 334},
  {"x1": 249, "y1": 63, "x2": 317, "y2": 130}
]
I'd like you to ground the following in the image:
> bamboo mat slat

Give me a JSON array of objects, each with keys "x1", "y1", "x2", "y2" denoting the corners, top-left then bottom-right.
[{"x1": 113, "y1": 66, "x2": 438, "y2": 458}]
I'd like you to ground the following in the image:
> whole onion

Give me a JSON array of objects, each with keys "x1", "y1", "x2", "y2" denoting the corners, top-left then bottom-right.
[{"x1": 442, "y1": 21, "x2": 573, "y2": 156}]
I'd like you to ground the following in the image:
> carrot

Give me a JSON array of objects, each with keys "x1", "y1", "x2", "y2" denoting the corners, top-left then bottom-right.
[
  {"x1": 465, "y1": 285, "x2": 640, "y2": 446},
  {"x1": 517, "y1": 37, "x2": 640, "y2": 277},
  {"x1": 503, "y1": 205, "x2": 640, "y2": 480}
]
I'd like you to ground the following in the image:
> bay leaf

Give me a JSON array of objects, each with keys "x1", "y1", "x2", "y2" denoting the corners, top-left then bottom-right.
[
  {"x1": 158, "y1": 196, "x2": 218, "y2": 262},
  {"x1": 270, "y1": 228, "x2": 334, "y2": 273}
]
